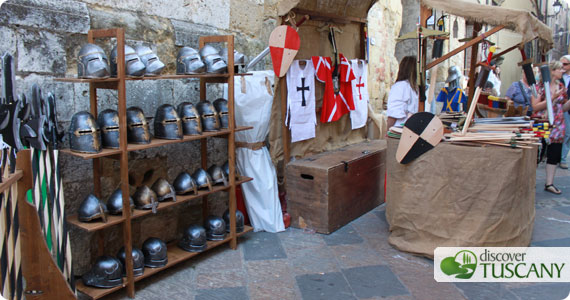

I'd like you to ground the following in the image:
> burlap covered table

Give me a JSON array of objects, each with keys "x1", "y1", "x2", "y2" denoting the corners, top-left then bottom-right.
[{"x1": 386, "y1": 137, "x2": 536, "y2": 258}]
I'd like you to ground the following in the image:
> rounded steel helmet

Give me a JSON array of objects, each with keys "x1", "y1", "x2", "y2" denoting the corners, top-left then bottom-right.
[
  {"x1": 116, "y1": 246, "x2": 145, "y2": 277},
  {"x1": 177, "y1": 102, "x2": 202, "y2": 135},
  {"x1": 134, "y1": 45, "x2": 165, "y2": 76},
  {"x1": 176, "y1": 47, "x2": 206, "y2": 74},
  {"x1": 446, "y1": 65, "x2": 462, "y2": 84},
  {"x1": 213, "y1": 98, "x2": 229, "y2": 129},
  {"x1": 223, "y1": 209, "x2": 245, "y2": 233},
  {"x1": 151, "y1": 178, "x2": 176, "y2": 202},
  {"x1": 97, "y1": 109, "x2": 120, "y2": 149},
  {"x1": 204, "y1": 215, "x2": 226, "y2": 241},
  {"x1": 106, "y1": 188, "x2": 134, "y2": 215},
  {"x1": 78, "y1": 194, "x2": 107, "y2": 222},
  {"x1": 126, "y1": 106, "x2": 151, "y2": 144},
  {"x1": 221, "y1": 48, "x2": 246, "y2": 66},
  {"x1": 110, "y1": 44, "x2": 146, "y2": 77},
  {"x1": 199, "y1": 45, "x2": 227, "y2": 73},
  {"x1": 207, "y1": 164, "x2": 228, "y2": 186},
  {"x1": 178, "y1": 224, "x2": 207, "y2": 252},
  {"x1": 133, "y1": 185, "x2": 159, "y2": 214},
  {"x1": 196, "y1": 101, "x2": 220, "y2": 132},
  {"x1": 77, "y1": 43, "x2": 110, "y2": 79},
  {"x1": 222, "y1": 160, "x2": 240, "y2": 179},
  {"x1": 173, "y1": 171, "x2": 198, "y2": 195},
  {"x1": 192, "y1": 168, "x2": 213, "y2": 191},
  {"x1": 82, "y1": 255, "x2": 123, "y2": 288},
  {"x1": 154, "y1": 104, "x2": 182, "y2": 140},
  {"x1": 142, "y1": 237, "x2": 168, "y2": 268},
  {"x1": 69, "y1": 111, "x2": 102, "y2": 153}
]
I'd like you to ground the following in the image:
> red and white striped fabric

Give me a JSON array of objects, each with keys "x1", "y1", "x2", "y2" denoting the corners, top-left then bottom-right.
[{"x1": 311, "y1": 54, "x2": 355, "y2": 123}]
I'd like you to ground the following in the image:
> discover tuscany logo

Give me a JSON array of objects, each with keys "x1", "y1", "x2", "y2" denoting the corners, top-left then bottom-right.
[{"x1": 434, "y1": 247, "x2": 570, "y2": 282}]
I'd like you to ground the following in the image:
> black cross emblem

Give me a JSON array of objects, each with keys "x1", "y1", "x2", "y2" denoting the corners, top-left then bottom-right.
[{"x1": 297, "y1": 77, "x2": 310, "y2": 106}]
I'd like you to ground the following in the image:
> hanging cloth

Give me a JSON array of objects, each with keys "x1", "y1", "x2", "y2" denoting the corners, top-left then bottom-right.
[
  {"x1": 286, "y1": 60, "x2": 316, "y2": 143},
  {"x1": 350, "y1": 59, "x2": 369, "y2": 129},
  {"x1": 224, "y1": 70, "x2": 285, "y2": 233},
  {"x1": 312, "y1": 54, "x2": 355, "y2": 123}
]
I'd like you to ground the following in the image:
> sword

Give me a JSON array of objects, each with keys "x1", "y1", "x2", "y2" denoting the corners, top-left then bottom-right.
[{"x1": 540, "y1": 65, "x2": 555, "y2": 125}]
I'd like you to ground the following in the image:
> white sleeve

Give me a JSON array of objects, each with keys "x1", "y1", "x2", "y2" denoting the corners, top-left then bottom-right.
[{"x1": 387, "y1": 83, "x2": 408, "y2": 119}]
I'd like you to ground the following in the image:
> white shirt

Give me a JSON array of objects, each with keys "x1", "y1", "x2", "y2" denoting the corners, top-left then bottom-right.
[
  {"x1": 286, "y1": 60, "x2": 316, "y2": 143},
  {"x1": 387, "y1": 80, "x2": 418, "y2": 126},
  {"x1": 563, "y1": 73, "x2": 570, "y2": 88}
]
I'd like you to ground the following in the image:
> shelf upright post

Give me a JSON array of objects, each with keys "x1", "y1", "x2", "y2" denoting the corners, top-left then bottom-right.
[
  {"x1": 226, "y1": 36, "x2": 237, "y2": 250},
  {"x1": 198, "y1": 39, "x2": 209, "y2": 222},
  {"x1": 114, "y1": 28, "x2": 135, "y2": 298}
]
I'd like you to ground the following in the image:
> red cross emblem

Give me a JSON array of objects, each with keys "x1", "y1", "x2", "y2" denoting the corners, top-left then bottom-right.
[{"x1": 356, "y1": 76, "x2": 364, "y2": 100}]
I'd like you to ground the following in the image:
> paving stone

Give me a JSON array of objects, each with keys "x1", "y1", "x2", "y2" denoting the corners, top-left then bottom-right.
[
  {"x1": 329, "y1": 243, "x2": 384, "y2": 268},
  {"x1": 509, "y1": 283, "x2": 570, "y2": 300},
  {"x1": 279, "y1": 227, "x2": 327, "y2": 250},
  {"x1": 531, "y1": 237, "x2": 570, "y2": 247},
  {"x1": 196, "y1": 268, "x2": 247, "y2": 290},
  {"x1": 296, "y1": 272, "x2": 356, "y2": 300},
  {"x1": 454, "y1": 282, "x2": 519, "y2": 300},
  {"x1": 245, "y1": 259, "x2": 294, "y2": 284},
  {"x1": 323, "y1": 224, "x2": 364, "y2": 246},
  {"x1": 195, "y1": 286, "x2": 249, "y2": 300},
  {"x1": 193, "y1": 244, "x2": 243, "y2": 272},
  {"x1": 342, "y1": 265, "x2": 408, "y2": 298},
  {"x1": 248, "y1": 280, "x2": 300, "y2": 300},
  {"x1": 554, "y1": 205, "x2": 570, "y2": 216},
  {"x1": 242, "y1": 232, "x2": 287, "y2": 261},
  {"x1": 531, "y1": 208, "x2": 570, "y2": 243},
  {"x1": 287, "y1": 245, "x2": 340, "y2": 275}
]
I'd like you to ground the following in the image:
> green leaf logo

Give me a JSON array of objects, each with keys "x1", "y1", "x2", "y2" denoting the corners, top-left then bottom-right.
[{"x1": 440, "y1": 250, "x2": 477, "y2": 279}]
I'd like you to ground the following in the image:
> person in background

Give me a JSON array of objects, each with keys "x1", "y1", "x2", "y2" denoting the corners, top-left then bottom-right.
[
  {"x1": 435, "y1": 65, "x2": 467, "y2": 113},
  {"x1": 487, "y1": 61, "x2": 502, "y2": 96},
  {"x1": 559, "y1": 55, "x2": 570, "y2": 169},
  {"x1": 386, "y1": 56, "x2": 418, "y2": 129},
  {"x1": 531, "y1": 61, "x2": 570, "y2": 194},
  {"x1": 505, "y1": 70, "x2": 533, "y2": 117}
]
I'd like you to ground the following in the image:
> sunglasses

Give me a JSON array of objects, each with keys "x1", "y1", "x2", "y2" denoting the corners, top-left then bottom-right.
[{"x1": 563, "y1": 63, "x2": 570, "y2": 66}]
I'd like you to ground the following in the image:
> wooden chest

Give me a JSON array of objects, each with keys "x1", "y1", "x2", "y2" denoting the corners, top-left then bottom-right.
[{"x1": 285, "y1": 140, "x2": 386, "y2": 234}]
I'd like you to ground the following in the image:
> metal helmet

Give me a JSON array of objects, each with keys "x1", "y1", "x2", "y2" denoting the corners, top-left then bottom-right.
[
  {"x1": 151, "y1": 178, "x2": 176, "y2": 202},
  {"x1": 110, "y1": 44, "x2": 146, "y2": 77},
  {"x1": 222, "y1": 160, "x2": 240, "y2": 179},
  {"x1": 142, "y1": 237, "x2": 168, "y2": 268},
  {"x1": 134, "y1": 45, "x2": 165, "y2": 76},
  {"x1": 127, "y1": 106, "x2": 151, "y2": 144},
  {"x1": 177, "y1": 102, "x2": 202, "y2": 135},
  {"x1": 207, "y1": 164, "x2": 228, "y2": 186},
  {"x1": 213, "y1": 98, "x2": 229, "y2": 129},
  {"x1": 173, "y1": 171, "x2": 198, "y2": 195},
  {"x1": 69, "y1": 111, "x2": 102, "y2": 153},
  {"x1": 78, "y1": 194, "x2": 107, "y2": 222},
  {"x1": 116, "y1": 247, "x2": 145, "y2": 277},
  {"x1": 133, "y1": 185, "x2": 159, "y2": 213},
  {"x1": 77, "y1": 43, "x2": 110, "y2": 79},
  {"x1": 154, "y1": 104, "x2": 182, "y2": 140},
  {"x1": 176, "y1": 47, "x2": 205, "y2": 74},
  {"x1": 192, "y1": 168, "x2": 213, "y2": 191},
  {"x1": 204, "y1": 215, "x2": 226, "y2": 241},
  {"x1": 446, "y1": 66, "x2": 462, "y2": 84},
  {"x1": 82, "y1": 255, "x2": 123, "y2": 288},
  {"x1": 221, "y1": 48, "x2": 246, "y2": 66},
  {"x1": 223, "y1": 209, "x2": 245, "y2": 233},
  {"x1": 196, "y1": 101, "x2": 220, "y2": 132},
  {"x1": 106, "y1": 188, "x2": 134, "y2": 215},
  {"x1": 199, "y1": 45, "x2": 227, "y2": 73},
  {"x1": 178, "y1": 224, "x2": 207, "y2": 252},
  {"x1": 97, "y1": 109, "x2": 120, "y2": 149}
]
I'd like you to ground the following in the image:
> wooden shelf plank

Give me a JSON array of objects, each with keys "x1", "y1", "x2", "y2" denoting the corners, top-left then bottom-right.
[
  {"x1": 67, "y1": 176, "x2": 253, "y2": 232},
  {"x1": 67, "y1": 214, "x2": 125, "y2": 232},
  {"x1": 75, "y1": 225, "x2": 253, "y2": 300},
  {"x1": 60, "y1": 126, "x2": 253, "y2": 160},
  {"x1": 53, "y1": 73, "x2": 256, "y2": 83}
]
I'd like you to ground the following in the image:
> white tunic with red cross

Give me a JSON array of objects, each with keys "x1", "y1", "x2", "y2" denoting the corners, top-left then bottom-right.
[
  {"x1": 350, "y1": 59, "x2": 369, "y2": 129},
  {"x1": 286, "y1": 60, "x2": 316, "y2": 143},
  {"x1": 311, "y1": 54, "x2": 356, "y2": 123}
]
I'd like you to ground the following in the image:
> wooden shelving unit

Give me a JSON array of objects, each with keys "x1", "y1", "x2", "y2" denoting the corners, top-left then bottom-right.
[{"x1": 59, "y1": 28, "x2": 250, "y2": 299}]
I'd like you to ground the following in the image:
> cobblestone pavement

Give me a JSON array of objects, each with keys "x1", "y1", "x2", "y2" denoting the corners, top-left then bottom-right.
[{"x1": 95, "y1": 163, "x2": 570, "y2": 300}]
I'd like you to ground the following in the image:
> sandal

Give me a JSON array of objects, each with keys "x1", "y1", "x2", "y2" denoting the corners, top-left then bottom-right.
[{"x1": 545, "y1": 184, "x2": 562, "y2": 195}]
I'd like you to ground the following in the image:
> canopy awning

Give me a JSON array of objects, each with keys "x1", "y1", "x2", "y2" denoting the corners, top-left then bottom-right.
[
  {"x1": 422, "y1": 0, "x2": 553, "y2": 53},
  {"x1": 396, "y1": 27, "x2": 449, "y2": 41}
]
